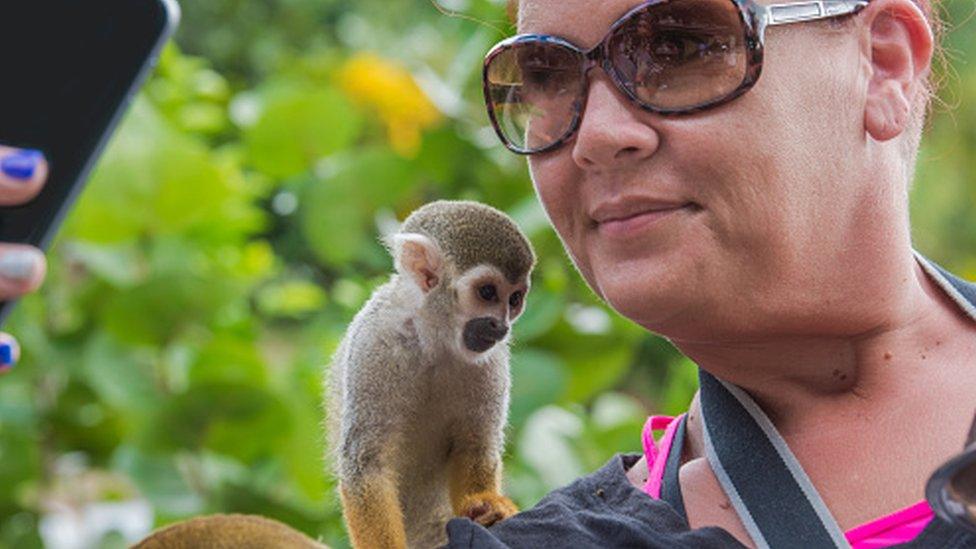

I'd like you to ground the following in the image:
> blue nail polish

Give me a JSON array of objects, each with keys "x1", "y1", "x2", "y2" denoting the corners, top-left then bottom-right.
[
  {"x1": 1, "y1": 149, "x2": 44, "y2": 180},
  {"x1": 0, "y1": 342, "x2": 14, "y2": 366}
]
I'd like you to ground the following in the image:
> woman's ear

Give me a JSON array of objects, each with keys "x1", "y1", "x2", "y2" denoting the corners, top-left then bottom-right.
[
  {"x1": 862, "y1": 0, "x2": 934, "y2": 142},
  {"x1": 390, "y1": 233, "x2": 443, "y2": 293}
]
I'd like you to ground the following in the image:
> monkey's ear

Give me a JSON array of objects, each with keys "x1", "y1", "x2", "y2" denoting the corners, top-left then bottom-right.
[{"x1": 390, "y1": 233, "x2": 444, "y2": 293}]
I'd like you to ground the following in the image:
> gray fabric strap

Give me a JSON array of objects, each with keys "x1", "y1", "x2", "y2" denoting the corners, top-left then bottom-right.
[
  {"x1": 699, "y1": 369, "x2": 851, "y2": 548},
  {"x1": 700, "y1": 409, "x2": 772, "y2": 549}
]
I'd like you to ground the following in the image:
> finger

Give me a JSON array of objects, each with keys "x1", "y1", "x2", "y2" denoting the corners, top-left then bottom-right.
[
  {"x1": 464, "y1": 502, "x2": 490, "y2": 519},
  {"x1": 0, "y1": 146, "x2": 48, "y2": 206},
  {"x1": 0, "y1": 245, "x2": 46, "y2": 300},
  {"x1": 475, "y1": 510, "x2": 504, "y2": 527},
  {"x1": 0, "y1": 332, "x2": 20, "y2": 374}
]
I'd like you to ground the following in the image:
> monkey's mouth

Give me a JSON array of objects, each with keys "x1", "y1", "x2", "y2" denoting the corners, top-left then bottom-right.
[{"x1": 463, "y1": 317, "x2": 508, "y2": 353}]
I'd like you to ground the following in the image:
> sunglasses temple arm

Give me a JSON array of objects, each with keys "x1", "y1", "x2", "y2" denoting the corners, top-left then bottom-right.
[{"x1": 760, "y1": 0, "x2": 870, "y2": 29}]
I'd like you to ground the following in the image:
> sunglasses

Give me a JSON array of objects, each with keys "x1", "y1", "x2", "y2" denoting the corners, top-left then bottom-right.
[
  {"x1": 483, "y1": 0, "x2": 870, "y2": 155},
  {"x1": 927, "y1": 413, "x2": 976, "y2": 535}
]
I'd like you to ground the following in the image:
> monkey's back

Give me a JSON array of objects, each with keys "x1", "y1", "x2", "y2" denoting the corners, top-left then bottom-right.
[{"x1": 324, "y1": 279, "x2": 417, "y2": 477}]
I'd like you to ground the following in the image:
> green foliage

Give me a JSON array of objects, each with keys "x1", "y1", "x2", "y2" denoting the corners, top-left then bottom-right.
[{"x1": 0, "y1": 1, "x2": 975, "y2": 547}]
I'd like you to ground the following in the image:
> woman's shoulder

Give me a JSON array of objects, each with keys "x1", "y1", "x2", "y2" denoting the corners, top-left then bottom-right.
[
  {"x1": 625, "y1": 454, "x2": 648, "y2": 488},
  {"x1": 441, "y1": 453, "x2": 745, "y2": 549}
]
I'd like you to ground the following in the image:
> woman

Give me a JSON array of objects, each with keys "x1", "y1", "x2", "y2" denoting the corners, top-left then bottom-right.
[
  {"x1": 0, "y1": 147, "x2": 48, "y2": 372},
  {"x1": 446, "y1": 0, "x2": 976, "y2": 547}
]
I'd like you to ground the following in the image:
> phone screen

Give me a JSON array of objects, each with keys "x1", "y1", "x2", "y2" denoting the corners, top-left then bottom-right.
[
  {"x1": 0, "y1": 0, "x2": 178, "y2": 247},
  {"x1": 0, "y1": 0, "x2": 178, "y2": 324}
]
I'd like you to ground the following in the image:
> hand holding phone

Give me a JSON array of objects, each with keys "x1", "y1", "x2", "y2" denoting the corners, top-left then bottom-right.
[
  {"x1": 0, "y1": 146, "x2": 51, "y2": 373},
  {"x1": 0, "y1": 0, "x2": 179, "y2": 360}
]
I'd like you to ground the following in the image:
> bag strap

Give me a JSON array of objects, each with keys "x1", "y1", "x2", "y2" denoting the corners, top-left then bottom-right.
[
  {"x1": 698, "y1": 369, "x2": 851, "y2": 549},
  {"x1": 660, "y1": 413, "x2": 688, "y2": 522}
]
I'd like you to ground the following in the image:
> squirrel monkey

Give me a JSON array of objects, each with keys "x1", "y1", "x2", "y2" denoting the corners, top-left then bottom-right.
[{"x1": 324, "y1": 200, "x2": 536, "y2": 549}]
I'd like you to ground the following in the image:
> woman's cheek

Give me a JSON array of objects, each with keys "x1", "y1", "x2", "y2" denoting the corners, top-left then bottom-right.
[
  {"x1": 530, "y1": 162, "x2": 595, "y2": 276},
  {"x1": 537, "y1": 182, "x2": 582, "y2": 261},
  {"x1": 530, "y1": 162, "x2": 574, "y2": 235}
]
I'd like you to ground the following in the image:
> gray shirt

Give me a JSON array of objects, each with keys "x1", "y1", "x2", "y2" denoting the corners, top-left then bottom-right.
[{"x1": 441, "y1": 453, "x2": 976, "y2": 548}]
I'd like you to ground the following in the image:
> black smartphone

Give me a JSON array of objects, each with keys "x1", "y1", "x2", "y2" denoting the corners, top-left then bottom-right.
[{"x1": 0, "y1": 0, "x2": 180, "y2": 327}]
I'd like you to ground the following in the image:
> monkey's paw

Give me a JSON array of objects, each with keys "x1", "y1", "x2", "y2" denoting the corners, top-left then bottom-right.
[{"x1": 457, "y1": 491, "x2": 519, "y2": 527}]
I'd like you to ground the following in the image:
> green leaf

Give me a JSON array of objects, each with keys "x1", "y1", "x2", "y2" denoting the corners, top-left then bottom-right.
[
  {"x1": 62, "y1": 241, "x2": 147, "y2": 289},
  {"x1": 188, "y1": 333, "x2": 267, "y2": 387},
  {"x1": 512, "y1": 290, "x2": 565, "y2": 343},
  {"x1": 255, "y1": 279, "x2": 328, "y2": 318},
  {"x1": 560, "y1": 344, "x2": 634, "y2": 404},
  {"x1": 64, "y1": 95, "x2": 263, "y2": 244},
  {"x1": 509, "y1": 348, "x2": 566, "y2": 428},
  {"x1": 81, "y1": 332, "x2": 160, "y2": 414},
  {"x1": 299, "y1": 148, "x2": 415, "y2": 267},
  {"x1": 112, "y1": 446, "x2": 203, "y2": 517},
  {"x1": 146, "y1": 383, "x2": 291, "y2": 464},
  {"x1": 244, "y1": 86, "x2": 364, "y2": 178},
  {"x1": 660, "y1": 357, "x2": 700, "y2": 417}
]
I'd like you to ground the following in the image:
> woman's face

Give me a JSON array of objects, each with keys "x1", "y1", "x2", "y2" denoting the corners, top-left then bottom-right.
[{"x1": 521, "y1": 0, "x2": 905, "y2": 340}]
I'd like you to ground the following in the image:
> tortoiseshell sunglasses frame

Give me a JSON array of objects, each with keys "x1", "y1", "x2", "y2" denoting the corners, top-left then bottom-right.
[{"x1": 483, "y1": 0, "x2": 871, "y2": 155}]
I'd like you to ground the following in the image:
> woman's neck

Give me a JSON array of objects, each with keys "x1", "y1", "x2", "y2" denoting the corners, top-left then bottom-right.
[
  {"x1": 669, "y1": 255, "x2": 976, "y2": 440},
  {"x1": 633, "y1": 251, "x2": 976, "y2": 535}
]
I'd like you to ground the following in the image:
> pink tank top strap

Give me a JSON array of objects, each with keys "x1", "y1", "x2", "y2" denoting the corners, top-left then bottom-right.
[
  {"x1": 846, "y1": 500, "x2": 933, "y2": 548},
  {"x1": 640, "y1": 413, "x2": 686, "y2": 499}
]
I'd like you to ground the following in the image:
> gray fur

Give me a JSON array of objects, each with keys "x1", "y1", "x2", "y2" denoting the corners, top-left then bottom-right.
[{"x1": 324, "y1": 202, "x2": 533, "y2": 548}]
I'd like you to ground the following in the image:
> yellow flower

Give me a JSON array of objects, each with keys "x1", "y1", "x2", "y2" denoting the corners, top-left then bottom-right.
[{"x1": 338, "y1": 53, "x2": 442, "y2": 157}]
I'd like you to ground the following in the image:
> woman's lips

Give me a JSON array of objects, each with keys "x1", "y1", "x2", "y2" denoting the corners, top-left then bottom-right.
[{"x1": 596, "y1": 204, "x2": 695, "y2": 238}]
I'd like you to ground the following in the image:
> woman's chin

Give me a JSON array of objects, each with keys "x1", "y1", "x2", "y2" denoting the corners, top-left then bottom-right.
[
  {"x1": 595, "y1": 274, "x2": 688, "y2": 329},
  {"x1": 578, "y1": 233, "x2": 710, "y2": 327}
]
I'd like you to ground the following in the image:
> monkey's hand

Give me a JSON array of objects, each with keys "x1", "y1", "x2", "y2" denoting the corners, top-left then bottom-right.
[{"x1": 457, "y1": 491, "x2": 519, "y2": 527}]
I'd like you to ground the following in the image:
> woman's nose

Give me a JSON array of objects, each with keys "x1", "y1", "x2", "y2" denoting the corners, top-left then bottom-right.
[{"x1": 570, "y1": 71, "x2": 661, "y2": 170}]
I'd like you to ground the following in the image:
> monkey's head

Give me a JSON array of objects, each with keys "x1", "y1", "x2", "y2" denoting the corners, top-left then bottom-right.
[{"x1": 390, "y1": 200, "x2": 536, "y2": 361}]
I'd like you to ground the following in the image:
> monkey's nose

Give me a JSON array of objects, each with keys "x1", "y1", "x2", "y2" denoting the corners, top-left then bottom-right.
[
  {"x1": 486, "y1": 317, "x2": 506, "y2": 335},
  {"x1": 462, "y1": 317, "x2": 509, "y2": 353}
]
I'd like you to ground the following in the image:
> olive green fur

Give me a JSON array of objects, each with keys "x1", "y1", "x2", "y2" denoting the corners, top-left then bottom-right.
[
  {"x1": 400, "y1": 200, "x2": 535, "y2": 284},
  {"x1": 132, "y1": 513, "x2": 328, "y2": 548}
]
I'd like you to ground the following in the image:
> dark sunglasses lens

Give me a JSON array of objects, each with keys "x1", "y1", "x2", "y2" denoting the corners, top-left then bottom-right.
[
  {"x1": 486, "y1": 41, "x2": 585, "y2": 153},
  {"x1": 608, "y1": 0, "x2": 748, "y2": 110}
]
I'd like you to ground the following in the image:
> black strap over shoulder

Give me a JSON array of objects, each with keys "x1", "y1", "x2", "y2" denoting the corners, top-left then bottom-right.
[{"x1": 697, "y1": 369, "x2": 850, "y2": 549}]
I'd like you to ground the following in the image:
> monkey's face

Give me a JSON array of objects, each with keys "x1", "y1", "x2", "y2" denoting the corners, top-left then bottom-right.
[{"x1": 453, "y1": 265, "x2": 529, "y2": 357}]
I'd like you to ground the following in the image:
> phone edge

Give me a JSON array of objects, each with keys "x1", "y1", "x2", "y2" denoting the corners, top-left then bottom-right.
[{"x1": 0, "y1": 0, "x2": 182, "y2": 332}]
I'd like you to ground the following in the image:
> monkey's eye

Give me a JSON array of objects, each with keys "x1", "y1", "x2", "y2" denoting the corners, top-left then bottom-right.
[
  {"x1": 478, "y1": 284, "x2": 498, "y2": 302},
  {"x1": 509, "y1": 291, "x2": 523, "y2": 309}
]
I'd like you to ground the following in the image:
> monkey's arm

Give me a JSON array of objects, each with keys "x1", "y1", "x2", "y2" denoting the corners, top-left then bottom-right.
[
  {"x1": 445, "y1": 350, "x2": 519, "y2": 528},
  {"x1": 447, "y1": 373, "x2": 518, "y2": 526},
  {"x1": 339, "y1": 462, "x2": 408, "y2": 549},
  {"x1": 447, "y1": 444, "x2": 519, "y2": 527}
]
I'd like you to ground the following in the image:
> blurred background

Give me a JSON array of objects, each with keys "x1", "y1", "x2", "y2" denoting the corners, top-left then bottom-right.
[{"x1": 0, "y1": 0, "x2": 974, "y2": 547}]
